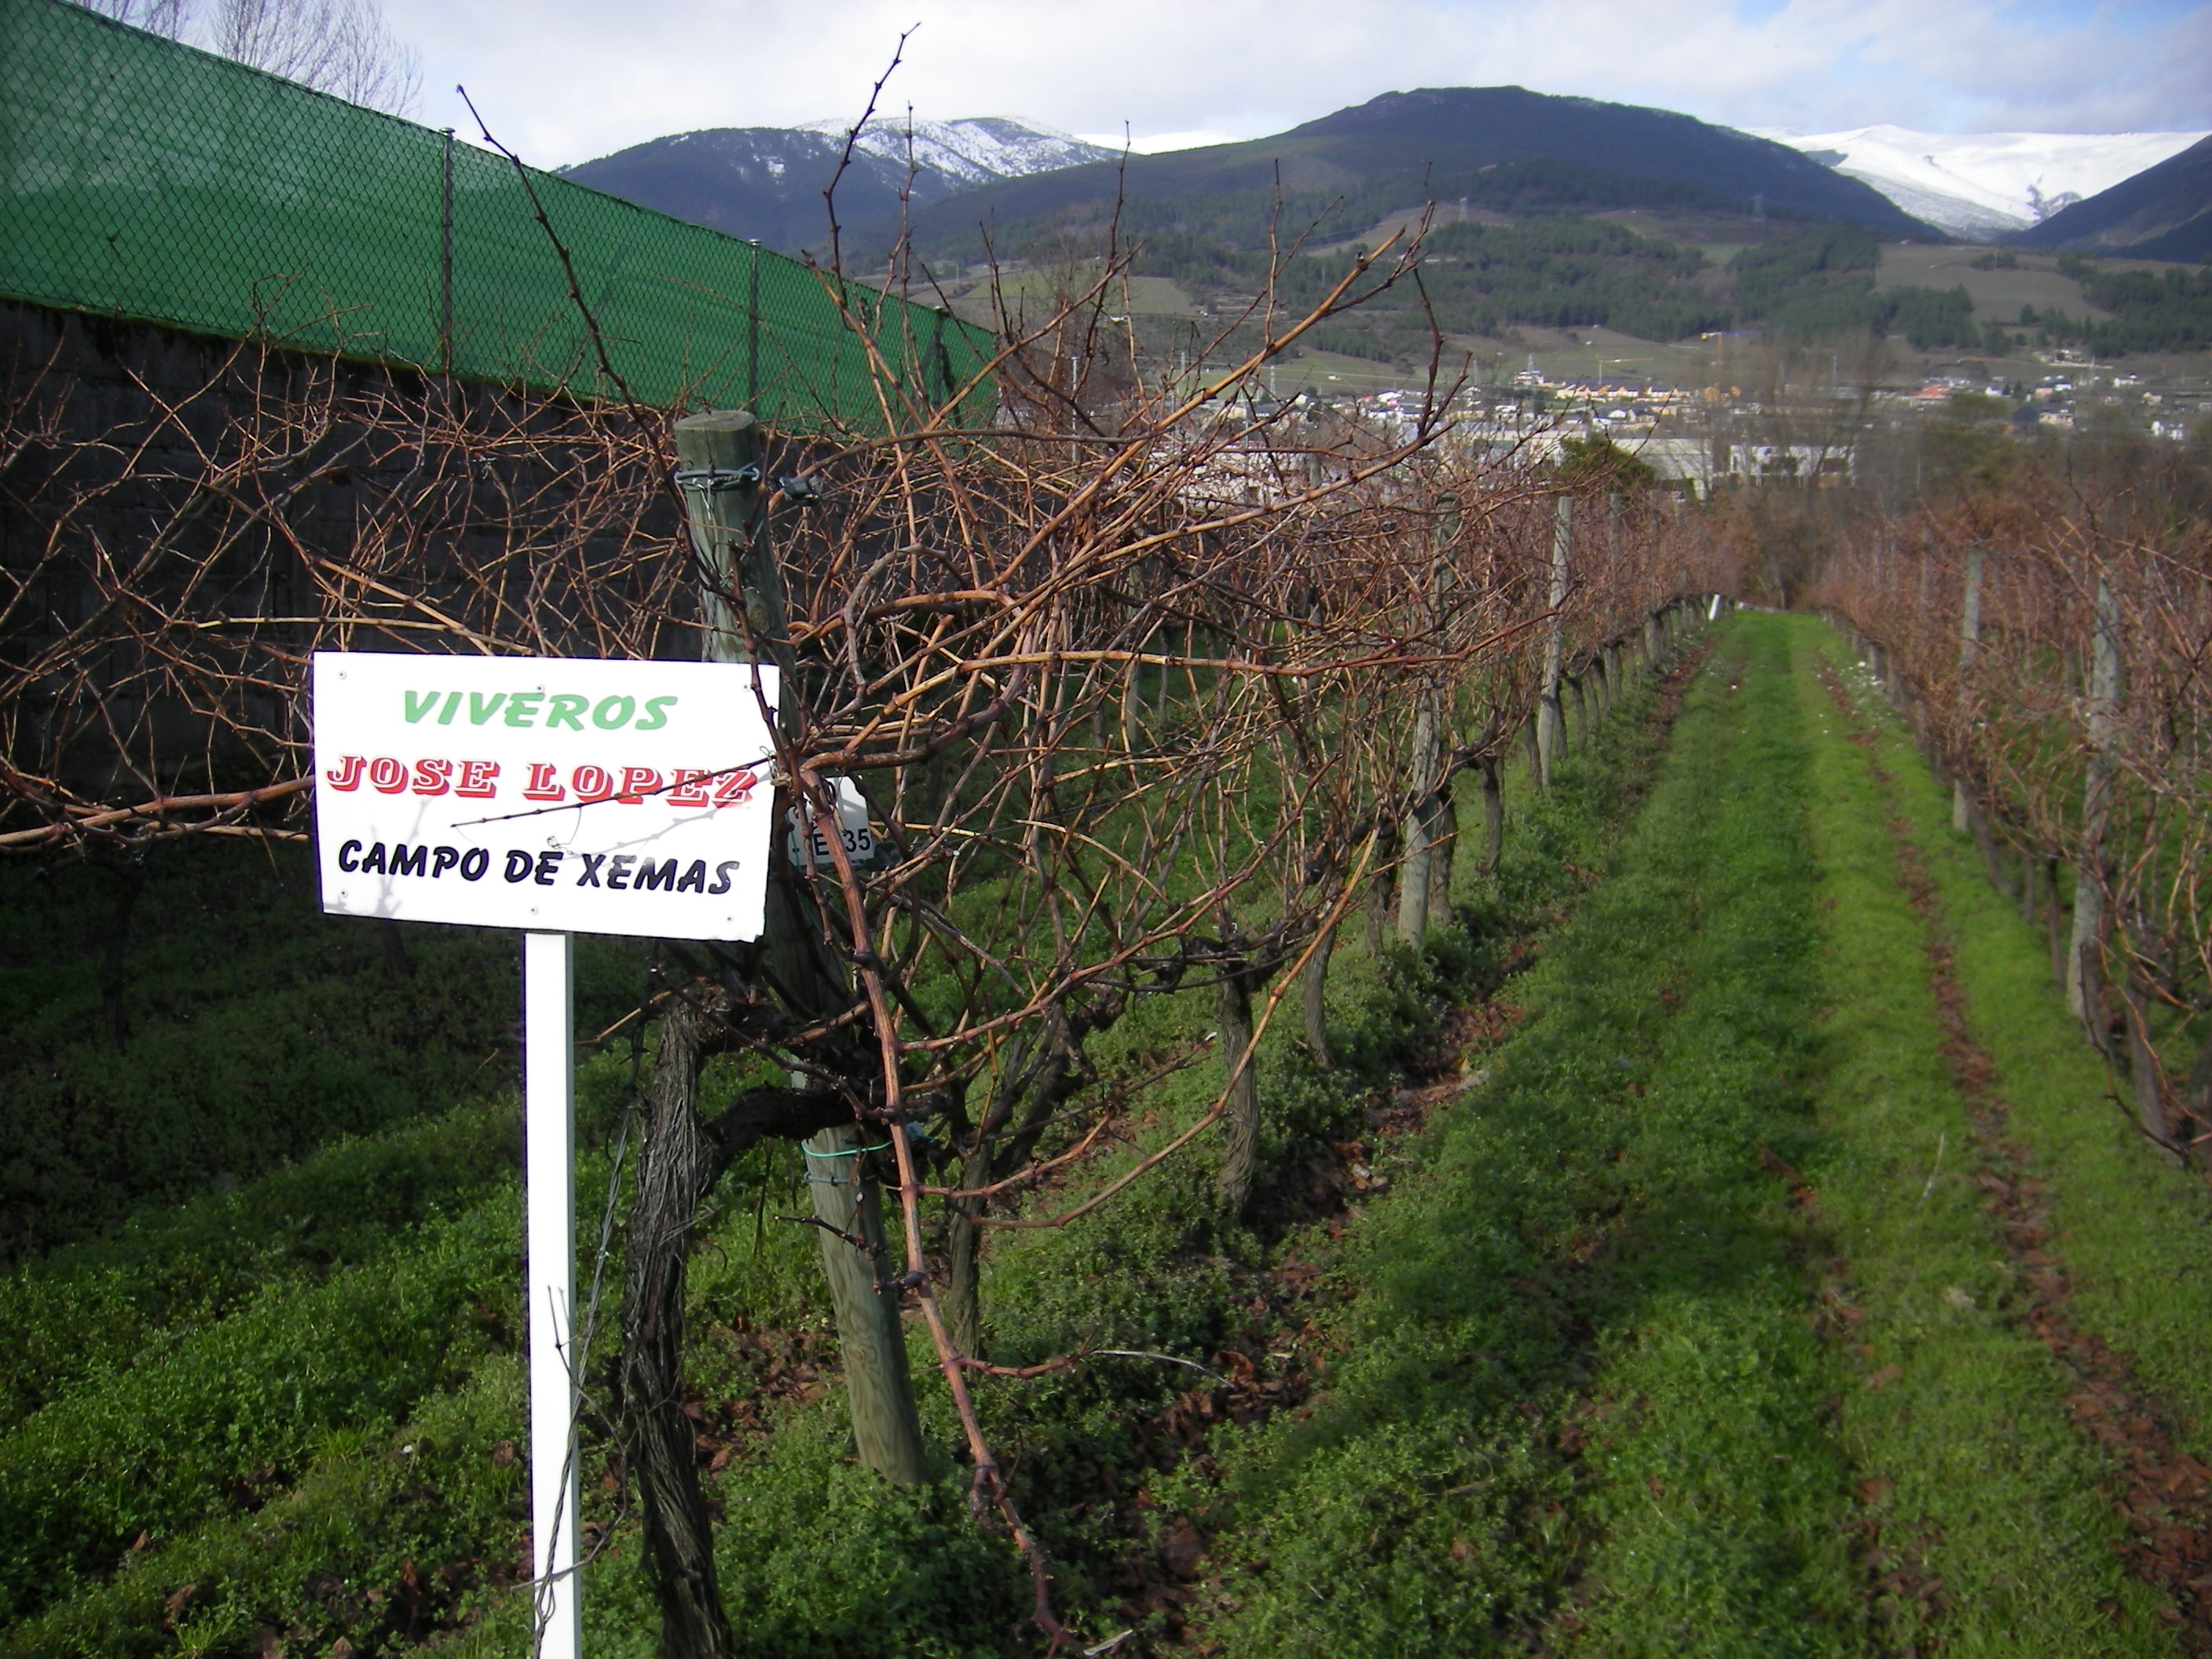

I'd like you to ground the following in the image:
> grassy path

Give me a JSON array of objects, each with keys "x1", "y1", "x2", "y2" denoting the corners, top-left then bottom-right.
[
  {"x1": 1193, "y1": 611, "x2": 2212, "y2": 1657},
  {"x1": 1791, "y1": 624, "x2": 2164, "y2": 1654},
  {"x1": 1196, "y1": 612, "x2": 1859, "y2": 1653},
  {"x1": 1803, "y1": 622, "x2": 2212, "y2": 1650}
]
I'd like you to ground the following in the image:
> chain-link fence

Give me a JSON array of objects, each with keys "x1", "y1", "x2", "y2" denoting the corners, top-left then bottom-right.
[{"x1": 0, "y1": 0, "x2": 991, "y2": 429}]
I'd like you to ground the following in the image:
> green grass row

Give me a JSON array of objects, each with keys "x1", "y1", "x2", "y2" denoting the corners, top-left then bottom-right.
[
  {"x1": 0, "y1": 841, "x2": 647, "y2": 1262},
  {"x1": 1813, "y1": 624, "x2": 2212, "y2": 1571},
  {"x1": 1840, "y1": 632, "x2": 2212, "y2": 1448},
  {"x1": 1175, "y1": 613, "x2": 1863, "y2": 1654},
  {"x1": 1791, "y1": 618, "x2": 2169, "y2": 1654},
  {"x1": 0, "y1": 1097, "x2": 518, "y2": 1431}
]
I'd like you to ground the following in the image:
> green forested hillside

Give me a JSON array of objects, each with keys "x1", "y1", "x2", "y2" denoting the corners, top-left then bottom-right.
[
  {"x1": 904, "y1": 84, "x2": 1929, "y2": 251},
  {"x1": 951, "y1": 190, "x2": 2204, "y2": 364},
  {"x1": 2031, "y1": 258, "x2": 2212, "y2": 355},
  {"x1": 1012, "y1": 217, "x2": 2010, "y2": 364}
]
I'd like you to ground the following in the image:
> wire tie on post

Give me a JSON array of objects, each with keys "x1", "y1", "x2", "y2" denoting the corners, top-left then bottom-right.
[{"x1": 672, "y1": 463, "x2": 763, "y2": 493}]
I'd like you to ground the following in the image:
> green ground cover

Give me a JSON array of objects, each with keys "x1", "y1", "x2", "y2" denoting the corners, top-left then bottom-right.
[
  {"x1": 0, "y1": 638, "x2": 1693, "y2": 1655},
  {"x1": 13, "y1": 608, "x2": 2203, "y2": 1657},
  {"x1": 1818, "y1": 631, "x2": 2212, "y2": 1460},
  {"x1": 1190, "y1": 614, "x2": 1866, "y2": 1654},
  {"x1": 1793, "y1": 624, "x2": 2166, "y2": 1654},
  {"x1": 1176, "y1": 614, "x2": 2205, "y2": 1656},
  {"x1": 0, "y1": 843, "x2": 642, "y2": 1261}
]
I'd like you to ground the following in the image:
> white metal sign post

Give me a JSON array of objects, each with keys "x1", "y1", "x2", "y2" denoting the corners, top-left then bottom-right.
[
  {"x1": 523, "y1": 928, "x2": 577, "y2": 1657},
  {"x1": 310, "y1": 651, "x2": 780, "y2": 1659}
]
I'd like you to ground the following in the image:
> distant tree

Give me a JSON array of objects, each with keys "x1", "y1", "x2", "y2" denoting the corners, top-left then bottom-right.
[
  {"x1": 81, "y1": 0, "x2": 420, "y2": 114},
  {"x1": 2039, "y1": 264, "x2": 2212, "y2": 356},
  {"x1": 1887, "y1": 284, "x2": 1977, "y2": 350},
  {"x1": 1557, "y1": 434, "x2": 1658, "y2": 489},
  {"x1": 79, "y1": 0, "x2": 192, "y2": 31}
]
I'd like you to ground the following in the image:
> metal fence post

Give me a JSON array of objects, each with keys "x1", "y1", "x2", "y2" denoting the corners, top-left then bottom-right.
[
  {"x1": 745, "y1": 244, "x2": 761, "y2": 413},
  {"x1": 523, "y1": 931, "x2": 578, "y2": 1659},
  {"x1": 438, "y1": 129, "x2": 456, "y2": 376}
]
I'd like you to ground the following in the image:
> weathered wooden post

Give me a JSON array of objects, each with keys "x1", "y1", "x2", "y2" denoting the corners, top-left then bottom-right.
[
  {"x1": 1954, "y1": 545, "x2": 1983, "y2": 833},
  {"x1": 675, "y1": 411, "x2": 928, "y2": 1485},
  {"x1": 1397, "y1": 498, "x2": 1456, "y2": 943},
  {"x1": 1300, "y1": 918, "x2": 1334, "y2": 1068},
  {"x1": 1426, "y1": 777, "x2": 1459, "y2": 930},
  {"x1": 1214, "y1": 929, "x2": 1263, "y2": 1213},
  {"x1": 2066, "y1": 572, "x2": 2120, "y2": 1042},
  {"x1": 1478, "y1": 753, "x2": 1504, "y2": 875},
  {"x1": 1536, "y1": 494, "x2": 1572, "y2": 787},
  {"x1": 1395, "y1": 702, "x2": 1437, "y2": 943},
  {"x1": 1364, "y1": 813, "x2": 1399, "y2": 958}
]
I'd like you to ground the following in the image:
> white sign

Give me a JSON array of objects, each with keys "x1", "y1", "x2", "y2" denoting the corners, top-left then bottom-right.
[
  {"x1": 312, "y1": 652, "x2": 780, "y2": 939},
  {"x1": 785, "y1": 777, "x2": 881, "y2": 870}
]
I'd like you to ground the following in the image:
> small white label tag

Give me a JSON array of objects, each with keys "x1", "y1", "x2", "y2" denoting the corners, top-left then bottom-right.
[{"x1": 785, "y1": 777, "x2": 879, "y2": 870}]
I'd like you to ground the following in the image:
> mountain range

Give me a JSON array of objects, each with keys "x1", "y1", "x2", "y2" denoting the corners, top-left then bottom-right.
[
  {"x1": 800, "y1": 115, "x2": 1115, "y2": 189},
  {"x1": 2016, "y1": 135, "x2": 2212, "y2": 262},
  {"x1": 558, "y1": 117, "x2": 1112, "y2": 251},
  {"x1": 1756, "y1": 125, "x2": 2208, "y2": 241},
  {"x1": 555, "y1": 90, "x2": 2211, "y2": 365},
  {"x1": 898, "y1": 86, "x2": 1936, "y2": 250},
  {"x1": 562, "y1": 90, "x2": 2212, "y2": 269},
  {"x1": 563, "y1": 87, "x2": 1939, "y2": 258}
]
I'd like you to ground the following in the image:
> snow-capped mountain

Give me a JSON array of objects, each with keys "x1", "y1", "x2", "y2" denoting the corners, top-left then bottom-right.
[
  {"x1": 562, "y1": 117, "x2": 1113, "y2": 251},
  {"x1": 797, "y1": 116, "x2": 1114, "y2": 189},
  {"x1": 1752, "y1": 126, "x2": 2208, "y2": 240}
]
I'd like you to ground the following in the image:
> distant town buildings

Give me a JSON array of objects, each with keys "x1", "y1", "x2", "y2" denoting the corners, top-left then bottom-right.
[{"x1": 1166, "y1": 343, "x2": 2201, "y2": 494}]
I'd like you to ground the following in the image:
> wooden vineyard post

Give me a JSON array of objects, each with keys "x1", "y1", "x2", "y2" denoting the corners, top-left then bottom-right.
[
  {"x1": 802, "y1": 1125, "x2": 928, "y2": 1478},
  {"x1": 1301, "y1": 927, "x2": 1335, "y2": 1067},
  {"x1": 1396, "y1": 687, "x2": 1439, "y2": 944},
  {"x1": 2067, "y1": 573, "x2": 2120, "y2": 1039},
  {"x1": 1478, "y1": 753, "x2": 1503, "y2": 875},
  {"x1": 1214, "y1": 939, "x2": 1262, "y2": 1214},
  {"x1": 1536, "y1": 494, "x2": 1571, "y2": 788},
  {"x1": 1364, "y1": 814, "x2": 1399, "y2": 959},
  {"x1": 1397, "y1": 496, "x2": 1458, "y2": 944},
  {"x1": 1389, "y1": 690, "x2": 1442, "y2": 947},
  {"x1": 674, "y1": 410, "x2": 928, "y2": 1485},
  {"x1": 1954, "y1": 546, "x2": 1983, "y2": 833}
]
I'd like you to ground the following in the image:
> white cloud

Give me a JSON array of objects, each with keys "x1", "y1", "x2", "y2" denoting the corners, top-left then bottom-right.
[{"x1": 379, "y1": 0, "x2": 2212, "y2": 170}]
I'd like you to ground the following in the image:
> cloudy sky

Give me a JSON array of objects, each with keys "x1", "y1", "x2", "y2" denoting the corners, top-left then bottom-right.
[{"x1": 375, "y1": 0, "x2": 2212, "y2": 169}]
